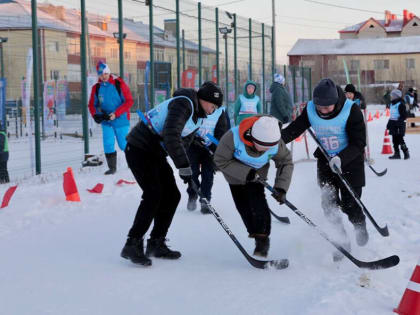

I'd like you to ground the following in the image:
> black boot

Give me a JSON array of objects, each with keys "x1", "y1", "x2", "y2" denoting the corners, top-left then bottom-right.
[
  {"x1": 253, "y1": 235, "x2": 270, "y2": 258},
  {"x1": 120, "y1": 237, "x2": 152, "y2": 266},
  {"x1": 388, "y1": 148, "x2": 401, "y2": 160},
  {"x1": 401, "y1": 144, "x2": 410, "y2": 160},
  {"x1": 354, "y1": 221, "x2": 369, "y2": 246},
  {"x1": 104, "y1": 152, "x2": 117, "y2": 175},
  {"x1": 187, "y1": 195, "x2": 197, "y2": 211},
  {"x1": 200, "y1": 201, "x2": 211, "y2": 214},
  {"x1": 146, "y1": 237, "x2": 181, "y2": 259}
]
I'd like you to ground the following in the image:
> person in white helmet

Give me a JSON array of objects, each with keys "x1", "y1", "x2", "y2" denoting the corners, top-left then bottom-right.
[{"x1": 214, "y1": 115, "x2": 294, "y2": 257}]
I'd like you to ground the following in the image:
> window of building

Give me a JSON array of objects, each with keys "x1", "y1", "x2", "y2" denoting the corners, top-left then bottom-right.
[
  {"x1": 369, "y1": 25, "x2": 374, "y2": 28},
  {"x1": 124, "y1": 50, "x2": 131, "y2": 60},
  {"x1": 350, "y1": 60, "x2": 360, "y2": 71},
  {"x1": 413, "y1": 22, "x2": 418, "y2": 26},
  {"x1": 203, "y1": 54, "x2": 209, "y2": 67},
  {"x1": 48, "y1": 41, "x2": 59, "y2": 52},
  {"x1": 111, "y1": 48, "x2": 118, "y2": 59},
  {"x1": 68, "y1": 37, "x2": 80, "y2": 55},
  {"x1": 154, "y1": 48, "x2": 164, "y2": 62},
  {"x1": 374, "y1": 59, "x2": 389, "y2": 70},
  {"x1": 188, "y1": 53, "x2": 198, "y2": 67},
  {"x1": 406, "y1": 58, "x2": 415, "y2": 69}
]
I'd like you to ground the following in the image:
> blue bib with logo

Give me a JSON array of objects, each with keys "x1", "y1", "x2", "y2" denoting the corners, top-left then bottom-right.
[
  {"x1": 390, "y1": 102, "x2": 401, "y2": 121},
  {"x1": 197, "y1": 106, "x2": 225, "y2": 146}
]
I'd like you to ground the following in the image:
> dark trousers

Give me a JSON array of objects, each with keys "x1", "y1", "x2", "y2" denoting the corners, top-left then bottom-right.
[
  {"x1": 186, "y1": 145, "x2": 214, "y2": 201},
  {"x1": 125, "y1": 143, "x2": 181, "y2": 239},
  {"x1": 317, "y1": 163, "x2": 365, "y2": 226},
  {"x1": 392, "y1": 135, "x2": 406, "y2": 151},
  {"x1": 0, "y1": 160, "x2": 9, "y2": 183},
  {"x1": 229, "y1": 183, "x2": 271, "y2": 236}
]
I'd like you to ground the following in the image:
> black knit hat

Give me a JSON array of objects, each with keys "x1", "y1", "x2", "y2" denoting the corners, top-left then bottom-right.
[
  {"x1": 344, "y1": 84, "x2": 356, "y2": 93},
  {"x1": 313, "y1": 78, "x2": 339, "y2": 106},
  {"x1": 197, "y1": 81, "x2": 223, "y2": 107}
]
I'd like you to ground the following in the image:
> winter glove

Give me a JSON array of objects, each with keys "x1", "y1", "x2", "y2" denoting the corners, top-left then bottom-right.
[
  {"x1": 246, "y1": 169, "x2": 257, "y2": 183},
  {"x1": 272, "y1": 188, "x2": 286, "y2": 204},
  {"x1": 329, "y1": 156, "x2": 341, "y2": 174},
  {"x1": 93, "y1": 114, "x2": 105, "y2": 124},
  {"x1": 179, "y1": 167, "x2": 193, "y2": 184}
]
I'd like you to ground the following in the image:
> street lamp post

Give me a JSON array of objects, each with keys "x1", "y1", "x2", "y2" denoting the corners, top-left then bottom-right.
[
  {"x1": 0, "y1": 37, "x2": 8, "y2": 79},
  {"x1": 219, "y1": 26, "x2": 232, "y2": 107}
]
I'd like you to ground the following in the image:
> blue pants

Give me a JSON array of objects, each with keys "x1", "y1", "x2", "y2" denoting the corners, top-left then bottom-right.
[{"x1": 102, "y1": 123, "x2": 129, "y2": 154}]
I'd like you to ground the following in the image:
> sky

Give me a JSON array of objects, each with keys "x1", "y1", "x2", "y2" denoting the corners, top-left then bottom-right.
[{"x1": 41, "y1": 0, "x2": 420, "y2": 64}]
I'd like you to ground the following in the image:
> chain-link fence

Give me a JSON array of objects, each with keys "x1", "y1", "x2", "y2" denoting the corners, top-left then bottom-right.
[{"x1": 0, "y1": 0, "x2": 312, "y2": 180}]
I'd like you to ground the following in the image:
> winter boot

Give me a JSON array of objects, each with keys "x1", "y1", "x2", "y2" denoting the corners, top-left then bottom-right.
[
  {"x1": 104, "y1": 152, "x2": 117, "y2": 175},
  {"x1": 388, "y1": 149, "x2": 401, "y2": 160},
  {"x1": 401, "y1": 144, "x2": 410, "y2": 160},
  {"x1": 354, "y1": 221, "x2": 369, "y2": 247},
  {"x1": 146, "y1": 237, "x2": 181, "y2": 259},
  {"x1": 120, "y1": 237, "x2": 152, "y2": 266},
  {"x1": 253, "y1": 235, "x2": 270, "y2": 258},
  {"x1": 187, "y1": 195, "x2": 198, "y2": 211},
  {"x1": 200, "y1": 201, "x2": 211, "y2": 214}
]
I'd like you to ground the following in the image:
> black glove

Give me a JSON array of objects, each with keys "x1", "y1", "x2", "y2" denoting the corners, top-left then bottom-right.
[
  {"x1": 272, "y1": 188, "x2": 286, "y2": 204},
  {"x1": 179, "y1": 167, "x2": 193, "y2": 184},
  {"x1": 246, "y1": 169, "x2": 257, "y2": 183},
  {"x1": 93, "y1": 114, "x2": 105, "y2": 124}
]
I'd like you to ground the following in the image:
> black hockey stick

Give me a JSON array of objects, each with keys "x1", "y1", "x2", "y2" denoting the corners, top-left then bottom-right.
[
  {"x1": 189, "y1": 180, "x2": 289, "y2": 270},
  {"x1": 259, "y1": 179, "x2": 399, "y2": 270},
  {"x1": 204, "y1": 133, "x2": 291, "y2": 225},
  {"x1": 307, "y1": 128, "x2": 389, "y2": 237},
  {"x1": 365, "y1": 161, "x2": 387, "y2": 177}
]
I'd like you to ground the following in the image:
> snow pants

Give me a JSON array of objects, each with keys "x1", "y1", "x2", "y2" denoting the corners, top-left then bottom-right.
[
  {"x1": 186, "y1": 145, "x2": 214, "y2": 201},
  {"x1": 125, "y1": 143, "x2": 181, "y2": 239},
  {"x1": 229, "y1": 182, "x2": 271, "y2": 236},
  {"x1": 317, "y1": 162, "x2": 365, "y2": 226},
  {"x1": 102, "y1": 123, "x2": 129, "y2": 154}
]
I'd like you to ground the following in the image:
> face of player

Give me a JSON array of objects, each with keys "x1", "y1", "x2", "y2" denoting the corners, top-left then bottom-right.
[{"x1": 199, "y1": 99, "x2": 217, "y2": 115}]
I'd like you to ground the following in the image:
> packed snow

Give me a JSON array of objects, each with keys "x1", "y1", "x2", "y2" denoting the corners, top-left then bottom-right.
[{"x1": 0, "y1": 107, "x2": 418, "y2": 315}]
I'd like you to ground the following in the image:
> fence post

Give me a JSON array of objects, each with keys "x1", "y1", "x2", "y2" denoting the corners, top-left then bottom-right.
[
  {"x1": 224, "y1": 35, "x2": 228, "y2": 107},
  {"x1": 271, "y1": 25, "x2": 274, "y2": 82},
  {"x1": 301, "y1": 66, "x2": 304, "y2": 103},
  {"x1": 233, "y1": 14, "x2": 238, "y2": 101},
  {"x1": 182, "y1": 29, "x2": 185, "y2": 73},
  {"x1": 248, "y1": 18, "x2": 252, "y2": 80},
  {"x1": 215, "y1": 8, "x2": 219, "y2": 85},
  {"x1": 176, "y1": 0, "x2": 180, "y2": 89},
  {"x1": 31, "y1": 0, "x2": 41, "y2": 173},
  {"x1": 309, "y1": 67, "x2": 312, "y2": 100},
  {"x1": 292, "y1": 66, "x2": 297, "y2": 104},
  {"x1": 198, "y1": 2, "x2": 202, "y2": 86},
  {"x1": 148, "y1": 0, "x2": 154, "y2": 108},
  {"x1": 80, "y1": 0, "x2": 89, "y2": 156},
  {"x1": 262, "y1": 23, "x2": 265, "y2": 113},
  {"x1": 118, "y1": 0, "x2": 124, "y2": 79}
]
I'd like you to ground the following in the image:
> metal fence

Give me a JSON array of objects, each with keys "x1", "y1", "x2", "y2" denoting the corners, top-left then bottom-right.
[{"x1": 0, "y1": 0, "x2": 312, "y2": 180}]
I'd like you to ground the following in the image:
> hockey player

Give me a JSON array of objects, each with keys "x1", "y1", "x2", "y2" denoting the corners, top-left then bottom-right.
[
  {"x1": 233, "y1": 80, "x2": 262, "y2": 125},
  {"x1": 281, "y1": 78, "x2": 368, "y2": 261},
  {"x1": 387, "y1": 89, "x2": 409, "y2": 160},
  {"x1": 121, "y1": 81, "x2": 223, "y2": 266},
  {"x1": 214, "y1": 115, "x2": 293, "y2": 257},
  {"x1": 88, "y1": 61, "x2": 133, "y2": 175},
  {"x1": 344, "y1": 84, "x2": 366, "y2": 109},
  {"x1": 186, "y1": 106, "x2": 230, "y2": 214}
]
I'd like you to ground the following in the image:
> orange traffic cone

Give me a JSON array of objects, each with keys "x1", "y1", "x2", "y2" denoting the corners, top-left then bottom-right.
[
  {"x1": 386, "y1": 108, "x2": 390, "y2": 117},
  {"x1": 394, "y1": 259, "x2": 420, "y2": 315},
  {"x1": 381, "y1": 129, "x2": 393, "y2": 155},
  {"x1": 375, "y1": 110, "x2": 380, "y2": 119},
  {"x1": 63, "y1": 167, "x2": 80, "y2": 201},
  {"x1": 367, "y1": 112, "x2": 373, "y2": 122}
]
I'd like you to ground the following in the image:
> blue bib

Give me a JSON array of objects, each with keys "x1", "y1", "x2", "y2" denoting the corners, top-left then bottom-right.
[
  {"x1": 231, "y1": 126, "x2": 278, "y2": 169},
  {"x1": 239, "y1": 95, "x2": 259, "y2": 115},
  {"x1": 197, "y1": 106, "x2": 225, "y2": 146},
  {"x1": 146, "y1": 96, "x2": 203, "y2": 138},
  {"x1": 354, "y1": 99, "x2": 361, "y2": 106},
  {"x1": 390, "y1": 102, "x2": 400, "y2": 121},
  {"x1": 307, "y1": 99, "x2": 353, "y2": 157}
]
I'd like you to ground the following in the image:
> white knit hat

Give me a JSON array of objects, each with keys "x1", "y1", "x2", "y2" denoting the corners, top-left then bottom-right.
[
  {"x1": 274, "y1": 73, "x2": 285, "y2": 85},
  {"x1": 251, "y1": 116, "x2": 281, "y2": 147}
]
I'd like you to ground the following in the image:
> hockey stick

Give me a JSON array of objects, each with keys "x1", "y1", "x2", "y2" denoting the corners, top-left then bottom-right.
[
  {"x1": 204, "y1": 133, "x2": 290, "y2": 225},
  {"x1": 307, "y1": 128, "x2": 389, "y2": 237},
  {"x1": 189, "y1": 180, "x2": 289, "y2": 270},
  {"x1": 365, "y1": 161, "x2": 387, "y2": 177},
  {"x1": 259, "y1": 179, "x2": 399, "y2": 270}
]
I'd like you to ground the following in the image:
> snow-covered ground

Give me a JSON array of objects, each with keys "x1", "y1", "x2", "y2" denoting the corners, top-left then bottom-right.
[{"x1": 0, "y1": 107, "x2": 419, "y2": 315}]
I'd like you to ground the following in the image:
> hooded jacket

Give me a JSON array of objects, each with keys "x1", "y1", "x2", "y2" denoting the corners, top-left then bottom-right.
[
  {"x1": 127, "y1": 88, "x2": 207, "y2": 169},
  {"x1": 269, "y1": 82, "x2": 293, "y2": 124},
  {"x1": 386, "y1": 97, "x2": 407, "y2": 136},
  {"x1": 233, "y1": 80, "x2": 262, "y2": 125},
  {"x1": 281, "y1": 86, "x2": 366, "y2": 187},
  {"x1": 214, "y1": 116, "x2": 293, "y2": 191}
]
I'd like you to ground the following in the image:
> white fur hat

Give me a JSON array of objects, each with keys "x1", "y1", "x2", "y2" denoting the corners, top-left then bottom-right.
[
  {"x1": 274, "y1": 73, "x2": 285, "y2": 85},
  {"x1": 251, "y1": 116, "x2": 281, "y2": 146}
]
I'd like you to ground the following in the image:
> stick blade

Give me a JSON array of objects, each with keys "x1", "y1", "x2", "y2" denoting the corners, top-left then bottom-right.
[{"x1": 355, "y1": 255, "x2": 400, "y2": 270}]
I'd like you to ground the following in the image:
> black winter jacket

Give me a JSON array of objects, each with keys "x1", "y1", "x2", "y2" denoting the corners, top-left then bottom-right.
[
  {"x1": 282, "y1": 86, "x2": 366, "y2": 187},
  {"x1": 354, "y1": 91, "x2": 366, "y2": 110},
  {"x1": 127, "y1": 88, "x2": 207, "y2": 169},
  {"x1": 386, "y1": 97, "x2": 407, "y2": 136}
]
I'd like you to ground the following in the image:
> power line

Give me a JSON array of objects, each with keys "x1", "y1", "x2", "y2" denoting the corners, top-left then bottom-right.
[
  {"x1": 213, "y1": 0, "x2": 247, "y2": 6},
  {"x1": 303, "y1": 0, "x2": 403, "y2": 16}
]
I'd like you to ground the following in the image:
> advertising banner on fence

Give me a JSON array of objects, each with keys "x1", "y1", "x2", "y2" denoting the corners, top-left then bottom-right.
[
  {"x1": 55, "y1": 80, "x2": 67, "y2": 121},
  {"x1": 43, "y1": 80, "x2": 55, "y2": 134},
  {"x1": 0, "y1": 78, "x2": 6, "y2": 129}
]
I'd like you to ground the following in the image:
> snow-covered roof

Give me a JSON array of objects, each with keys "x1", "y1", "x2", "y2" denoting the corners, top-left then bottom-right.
[
  {"x1": 288, "y1": 36, "x2": 420, "y2": 56},
  {"x1": 340, "y1": 18, "x2": 412, "y2": 33}
]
